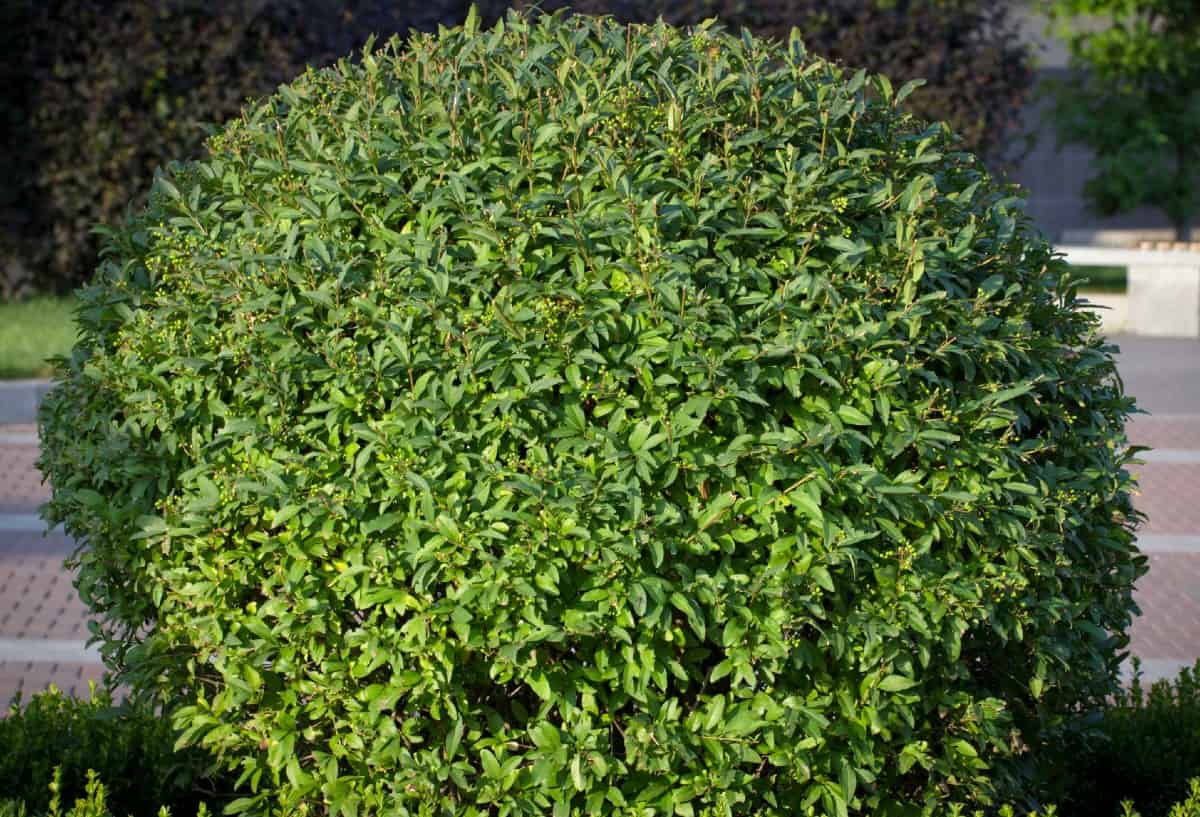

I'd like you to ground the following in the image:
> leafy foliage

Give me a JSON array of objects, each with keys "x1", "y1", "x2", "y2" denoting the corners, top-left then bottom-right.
[
  {"x1": 0, "y1": 768, "x2": 211, "y2": 817},
  {"x1": 39, "y1": 7, "x2": 1142, "y2": 816},
  {"x1": 3, "y1": 0, "x2": 1032, "y2": 299},
  {"x1": 0, "y1": 687, "x2": 220, "y2": 817},
  {"x1": 1042, "y1": 659, "x2": 1200, "y2": 817},
  {"x1": 509, "y1": 0, "x2": 1034, "y2": 167},
  {"x1": 0, "y1": 0, "x2": 476, "y2": 298},
  {"x1": 1043, "y1": 0, "x2": 1200, "y2": 240}
]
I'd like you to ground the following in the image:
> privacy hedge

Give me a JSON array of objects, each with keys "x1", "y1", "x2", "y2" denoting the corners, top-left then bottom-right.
[{"x1": 39, "y1": 7, "x2": 1140, "y2": 817}]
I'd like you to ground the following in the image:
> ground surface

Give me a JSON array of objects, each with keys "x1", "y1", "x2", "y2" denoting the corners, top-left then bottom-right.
[
  {"x1": 0, "y1": 296, "x2": 77, "y2": 380},
  {"x1": 1, "y1": 332, "x2": 1198, "y2": 707}
]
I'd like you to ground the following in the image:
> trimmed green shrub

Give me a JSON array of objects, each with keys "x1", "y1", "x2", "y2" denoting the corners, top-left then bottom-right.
[
  {"x1": 39, "y1": 7, "x2": 1142, "y2": 816},
  {"x1": 506, "y1": 0, "x2": 1035, "y2": 167},
  {"x1": 0, "y1": 768, "x2": 211, "y2": 817},
  {"x1": 1043, "y1": 660, "x2": 1200, "y2": 817},
  {"x1": 0, "y1": 687, "x2": 220, "y2": 817}
]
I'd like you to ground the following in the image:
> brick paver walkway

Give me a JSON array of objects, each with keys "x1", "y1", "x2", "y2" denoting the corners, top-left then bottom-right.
[
  {"x1": 2, "y1": 342, "x2": 1199, "y2": 707},
  {"x1": 0, "y1": 426, "x2": 106, "y2": 705},
  {"x1": 0, "y1": 442, "x2": 47, "y2": 515}
]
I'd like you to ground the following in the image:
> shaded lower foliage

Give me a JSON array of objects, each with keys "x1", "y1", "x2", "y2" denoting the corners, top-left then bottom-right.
[
  {"x1": 1036, "y1": 660, "x2": 1200, "y2": 817},
  {"x1": 0, "y1": 687, "x2": 227, "y2": 817}
]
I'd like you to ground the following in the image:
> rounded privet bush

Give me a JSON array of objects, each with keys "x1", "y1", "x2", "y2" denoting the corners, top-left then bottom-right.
[{"x1": 38, "y1": 7, "x2": 1144, "y2": 816}]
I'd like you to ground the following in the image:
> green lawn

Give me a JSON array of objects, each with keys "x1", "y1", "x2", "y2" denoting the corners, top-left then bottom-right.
[
  {"x1": 0, "y1": 296, "x2": 78, "y2": 379},
  {"x1": 1072, "y1": 264, "x2": 1127, "y2": 294}
]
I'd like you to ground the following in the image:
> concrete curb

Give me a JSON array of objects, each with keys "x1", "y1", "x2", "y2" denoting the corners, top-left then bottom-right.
[
  {"x1": 1137, "y1": 535, "x2": 1200, "y2": 553},
  {"x1": 0, "y1": 380, "x2": 52, "y2": 426},
  {"x1": 0, "y1": 638, "x2": 101, "y2": 664},
  {"x1": 0, "y1": 515, "x2": 58, "y2": 532}
]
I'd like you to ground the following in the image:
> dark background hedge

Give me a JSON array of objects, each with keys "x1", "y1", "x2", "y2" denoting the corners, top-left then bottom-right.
[{"x1": 0, "y1": 0, "x2": 1032, "y2": 299}]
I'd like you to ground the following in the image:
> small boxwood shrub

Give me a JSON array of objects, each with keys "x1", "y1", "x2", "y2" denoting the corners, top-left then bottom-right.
[
  {"x1": 0, "y1": 687, "x2": 219, "y2": 817},
  {"x1": 39, "y1": 7, "x2": 1143, "y2": 816},
  {"x1": 0, "y1": 768, "x2": 212, "y2": 817},
  {"x1": 1043, "y1": 660, "x2": 1200, "y2": 817}
]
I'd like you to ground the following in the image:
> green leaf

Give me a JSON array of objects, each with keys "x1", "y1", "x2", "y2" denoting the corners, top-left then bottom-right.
[
  {"x1": 670, "y1": 592, "x2": 705, "y2": 640},
  {"x1": 629, "y1": 419, "x2": 654, "y2": 452},
  {"x1": 362, "y1": 513, "x2": 402, "y2": 534},
  {"x1": 529, "y1": 671, "x2": 552, "y2": 701},
  {"x1": 570, "y1": 755, "x2": 586, "y2": 791},
  {"x1": 879, "y1": 674, "x2": 918, "y2": 692},
  {"x1": 984, "y1": 382, "x2": 1034, "y2": 406},
  {"x1": 629, "y1": 583, "x2": 648, "y2": 617},
  {"x1": 949, "y1": 739, "x2": 978, "y2": 759},
  {"x1": 481, "y1": 748, "x2": 501, "y2": 779},
  {"x1": 839, "y1": 759, "x2": 857, "y2": 803},
  {"x1": 722, "y1": 619, "x2": 746, "y2": 648},
  {"x1": 534, "y1": 123, "x2": 564, "y2": 150},
  {"x1": 810, "y1": 566, "x2": 835, "y2": 593},
  {"x1": 789, "y1": 489, "x2": 824, "y2": 527},
  {"x1": 445, "y1": 718, "x2": 464, "y2": 760},
  {"x1": 697, "y1": 492, "x2": 736, "y2": 532},
  {"x1": 530, "y1": 722, "x2": 562, "y2": 751},
  {"x1": 894, "y1": 78, "x2": 925, "y2": 106},
  {"x1": 836, "y1": 404, "x2": 871, "y2": 426}
]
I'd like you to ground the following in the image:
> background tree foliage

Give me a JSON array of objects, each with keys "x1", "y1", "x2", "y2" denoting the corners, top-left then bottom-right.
[
  {"x1": 1043, "y1": 0, "x2": 1200, "y2": 241},
  {"x1": 0, "y1": 0, "x2": 1032, "y2": 299},
  {"x1": 0, "y1": 0, "x2": 463, "y2": 298}
]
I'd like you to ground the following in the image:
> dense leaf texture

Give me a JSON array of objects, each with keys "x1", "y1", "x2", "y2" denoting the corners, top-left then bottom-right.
[
  {"x1": 2, "y1": 0, "x2": 1031, "y2": 299},
  {"x1": 0, "y1": 688, "x2": 218, "y2": 817},
  {"x1": 39, "y1": 9, "x2": 1142, "y2": 816},
  {"x1": 507, "y1": 0, "x2": 1033, "y2": 167},
  {"x1": 1043, "y1": 660, "x2": 1200, "y2": 817}
]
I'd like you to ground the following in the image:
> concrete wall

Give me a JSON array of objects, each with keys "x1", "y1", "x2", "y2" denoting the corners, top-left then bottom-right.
[{"x1": 1061, "y1": 245, "x2": 1200, "y2": 338}]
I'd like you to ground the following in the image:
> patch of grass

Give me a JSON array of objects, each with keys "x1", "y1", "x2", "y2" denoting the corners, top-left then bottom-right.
[
  {"x1": 1072, "y1": 264, "x2": 1127, "y2": 294},
  {"x1": 0, "y1": 296, "x2": 77, "y2": 379}
]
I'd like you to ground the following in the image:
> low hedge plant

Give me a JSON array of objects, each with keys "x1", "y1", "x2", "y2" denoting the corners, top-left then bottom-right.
[
  {"x1": 0, "y1": 687, "x2": 224, "y2": 817},
  {"x1": 1040, "y1": 659, "x2": 1200, "y2": 817},
  {"x1": 39, "y1": 6, "x2": 1144, "y2": 816}
]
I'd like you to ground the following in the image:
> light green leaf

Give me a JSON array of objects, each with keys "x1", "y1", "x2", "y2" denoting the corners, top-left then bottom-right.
[{"x1": 879, "y1": 674, "x2": 918, "y2": 692}]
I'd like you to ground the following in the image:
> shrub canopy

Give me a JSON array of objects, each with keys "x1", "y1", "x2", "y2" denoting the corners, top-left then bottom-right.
[
  {"x1": 2, "y1": 0, "x2": 1031, "y2": 299},
  {"x1": 40, "y1": 7, "x2": 1142, "y2": 816}
]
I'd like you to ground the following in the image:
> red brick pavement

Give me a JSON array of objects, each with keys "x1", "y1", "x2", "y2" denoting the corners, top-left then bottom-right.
[
  {"x1": 0, "y1": 530, "x2": 89, "y2": 640},
  {"x1": 1129, "y1": 553, "x2": 1200, "y2": 661},
  {"x1": 1129, "y1": 463, "x2": 1200, "y2": 534},
  {"x1": 0, "y1": 661, "x2": 108, "y2": 705},
  {"x1": 0, "y1": 441, "x2": 48, "y2": 514},
  {"x1": 1127, "y1": 415, "x2": 1200, "y2": 452},
  {"x1": 0, "y1": 432, "x2": 103, "y2": 709}
]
